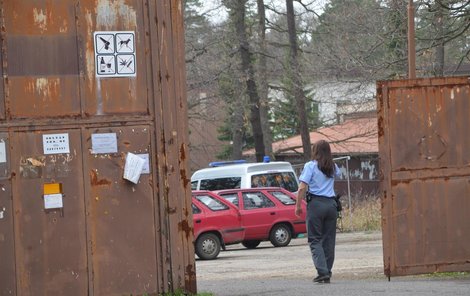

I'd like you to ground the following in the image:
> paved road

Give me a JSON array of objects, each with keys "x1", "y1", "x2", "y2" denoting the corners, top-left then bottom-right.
[{"x1": 196, "y1": 231, "x2": 470, "y2": 295}]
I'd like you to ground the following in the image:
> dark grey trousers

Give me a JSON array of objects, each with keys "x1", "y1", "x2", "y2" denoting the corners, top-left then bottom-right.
[{"x1": 306, "y1": 196, "x2": 337, "y2": 276}]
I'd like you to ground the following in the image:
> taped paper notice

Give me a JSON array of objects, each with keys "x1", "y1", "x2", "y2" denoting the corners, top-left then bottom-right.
[
  {"x1": 91, "y1": 133, "x2": 118, "y2": 154},
  {"x1": 136, "y1": 153, "x2": 150, "y2": 174},
  {"x1": 44, "y1": 193, "x2": 63, "y2": 209},
  {"x1": 123, "y1": 152, "x2": 145, "y2": 184},
  {"x1": 0, "y1": 141, "x2": 6, "y2": 163}
]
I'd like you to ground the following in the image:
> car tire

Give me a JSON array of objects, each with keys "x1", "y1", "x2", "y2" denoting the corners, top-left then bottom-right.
[
  {"x1": 242, "y1": 240, "x2": 261, "y2": 249},
  {"x1": 269, "y1": 224, "x2": 292, "y2": 247},
  {"x1": 195, "y1": 233, "x2": 221, "y2": 260}
]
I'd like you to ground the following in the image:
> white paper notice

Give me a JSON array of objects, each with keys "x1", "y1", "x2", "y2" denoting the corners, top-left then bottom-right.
[
  {"x1": 136, "y1": 153, "x2": 150, "y2": 174},
  {"x1": 43, "y1": 134, "x2": 70, "y2": 155},
  {"x1": 0, "y1": 141, "x2": 6, "y2": 163},
  {"x1": 123, "y1": 152, "x2": 145, "y2": 184},
  {"x1": 44, "y1": 193, "x2": 64, "y2": 209},
  {"x1": 92, "y1": 133, "x2": 118, "y2": 154}
]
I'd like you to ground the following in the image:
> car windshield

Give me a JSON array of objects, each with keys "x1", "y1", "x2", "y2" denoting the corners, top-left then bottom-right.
[
  {"x1": 251, "y1": 172, "x2": 298, "y2": 192},
  {"x1": 270, "y1": 191, "x2": 296, "y2": 205},
  {"x1": 195, "y1": 194, "x2": 229, "y2": 211}
]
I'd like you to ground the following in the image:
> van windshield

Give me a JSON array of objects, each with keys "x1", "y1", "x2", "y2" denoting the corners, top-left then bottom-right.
[
  {"x1": 199, "y1": 177, "x2": 241, "y2": 191},
  {"x1": 251, "y1": 172, "x2": 298, "y2": 192}
]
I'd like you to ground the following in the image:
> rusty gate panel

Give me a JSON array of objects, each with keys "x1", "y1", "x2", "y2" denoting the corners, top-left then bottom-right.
[
  {"x1": 0, "y1": 133, "x2": 15, "y2": 295},
  {"x1": 84, "y1": 125, "x2": 157, "y2": 295},
  {"x1": 10, "y1": 129, "x2": 87, "y2": 295},
  {"x1": 4, "y1": 1, "x2": 81, "y2": 118},
  {"x1": 0, "y1": 43, "x2": 4, "y2": 120},
  {"x1": 77, "y1": 0, "x2": 150, "y2": 116},
  {"x1": 0, "y1": 0, "x2": 194, "y2": 294},
  {"x1": 377, "y1": 77, "x2": 470, "y2": 277}
]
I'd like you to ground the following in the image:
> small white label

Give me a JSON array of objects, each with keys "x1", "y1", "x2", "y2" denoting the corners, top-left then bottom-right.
[
  {"x1": 44, "y1": 194, "x2": 63, "y2": 209},
  {"x1": 136, "y1": 153, "x2": 150, "y2": 174},
  {"x1": 0, "y1": 141, "x2": 6, "y2": 163},
  {"x1": 91, "y1": 133, "x2": 118, "y2": 154},
  {"x1": 123, "y1": 152, "x2": 145, "y2": 184},
  {"x1": 43, "y1": 134, "x2": 70, "y2": 155}
]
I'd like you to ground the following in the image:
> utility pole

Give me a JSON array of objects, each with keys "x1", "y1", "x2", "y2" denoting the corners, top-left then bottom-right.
[{"x1": 408, "y1": 0, "x2": 416, "y2": 78}]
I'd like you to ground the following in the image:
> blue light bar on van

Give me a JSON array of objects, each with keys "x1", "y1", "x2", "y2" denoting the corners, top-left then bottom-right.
[{"x1": 208, "y1": 160, "x2": 247, "y2": 167}]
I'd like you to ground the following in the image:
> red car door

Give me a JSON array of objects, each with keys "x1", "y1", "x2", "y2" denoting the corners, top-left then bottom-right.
[
  {"x1": 238, "y1": 191, "x2": 278, "y2": 240},
  {"x1": 192, "y1": 193, "x2": 244, "y2": 244}
]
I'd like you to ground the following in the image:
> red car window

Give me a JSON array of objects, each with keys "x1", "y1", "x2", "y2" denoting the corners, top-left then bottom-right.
[
  {"x1": 270, "y1": 191, "x2": 296, "y2": 205},
  {"x1": 195, "y1": 194, "x2": 229, "y2": 211},
  {"x1": 192, "y1": 203, "x2": 202, "y2": 214},
  {"x1": 242, "y1": 192, "x2": 275, "y2": 210},
  {"x1": 218, "y1": 193, "x2": 239, "y2": 207}
]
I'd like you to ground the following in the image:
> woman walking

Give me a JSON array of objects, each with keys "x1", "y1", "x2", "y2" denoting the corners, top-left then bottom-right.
[{"x1": 295, "y1": 140, "x2": 340, "y2": 283}]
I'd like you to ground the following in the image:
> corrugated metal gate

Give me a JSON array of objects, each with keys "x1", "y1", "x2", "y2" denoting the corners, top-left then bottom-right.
[
  {"x1": 377, "y1": 77, "x2": 470, "y2": 277},
  {"x1": 0, "y1": 1, "x2": 195, "y2": 295}
]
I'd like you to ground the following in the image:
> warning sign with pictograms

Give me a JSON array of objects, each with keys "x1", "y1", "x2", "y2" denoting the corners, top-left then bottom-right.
[{"x1": 94, "y1": 31, "x2": 136, "y2": 77}]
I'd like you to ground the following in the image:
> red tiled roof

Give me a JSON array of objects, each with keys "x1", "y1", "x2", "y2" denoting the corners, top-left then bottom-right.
[{"x1": 244, "y1": 116, "x2": 378, "y2": 156}]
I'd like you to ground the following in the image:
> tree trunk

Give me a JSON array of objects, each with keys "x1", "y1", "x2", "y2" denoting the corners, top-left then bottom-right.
[
  {"x1": 286, "y1": 0, "x2": 311, "y2": 160},
  {"x1": 231, "y1": 0, "x2": 265, "y2": 162},
  {"x1": 232, "y1": 83, "x2": 245, "y2": 160},
  {"x1": 433, "y1": 2, "x2": 445, "y2": 76},
  {"x1": 256, "y1": 0, "x2": 273, "y2": 159}
]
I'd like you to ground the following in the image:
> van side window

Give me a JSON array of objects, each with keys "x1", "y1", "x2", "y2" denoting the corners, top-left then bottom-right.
[
  {"x1": 191, "y1": 181, "x2": 198, "y2": 190},
  {"x1": 200, "y1": 177, "x2": 241, "y2": 191},
  {"x1": 251, "y1": 172, "x2": 298, "y2": 192},
  {"x1": 242, "y1": 192, "x2": 275, "y2": 210}
]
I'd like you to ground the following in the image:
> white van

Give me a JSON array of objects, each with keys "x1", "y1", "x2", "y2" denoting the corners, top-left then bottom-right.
[{"x1": 190, "y1": 161, "x2": 299, "y2": 193}]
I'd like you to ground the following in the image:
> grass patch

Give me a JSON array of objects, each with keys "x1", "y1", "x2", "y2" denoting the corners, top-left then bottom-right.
[
  {"x1": 338, "y1": 193, "x2": 381, "y2": 232},
  {"x1": 421, "y1": 271, "x2": 470, "y2": 278}
]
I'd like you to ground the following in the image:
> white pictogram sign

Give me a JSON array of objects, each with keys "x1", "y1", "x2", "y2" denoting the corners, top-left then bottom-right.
[
  {"x1": 95, "y1": 33, "x2": 115, "y2": 54},
  {"x1": 117, "y1": 54, "x2": 136, "y2": 75},
  {"x1": 94, "y1": 31, "x2": 136, "y2": 78},
  {"x1": 116, "y1": 33, "x2": 135, "y2": 53},
  {"x1": 97, "y1": 55, "x2": 116, "y2": 75}
]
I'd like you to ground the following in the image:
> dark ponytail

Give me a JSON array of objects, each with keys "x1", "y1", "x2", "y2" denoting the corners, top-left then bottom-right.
[{"x1": 311, "y1": 140, "x2": 335, "y2": 178}]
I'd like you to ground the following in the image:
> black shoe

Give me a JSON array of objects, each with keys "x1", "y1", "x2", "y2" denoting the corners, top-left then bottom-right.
[{"x1": 313, "y1": 274, "x2": 330, "y2": 283}]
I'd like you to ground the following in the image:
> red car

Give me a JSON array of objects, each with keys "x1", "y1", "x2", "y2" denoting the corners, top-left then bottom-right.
[
  {"x1": 214, "y1": 187, "x2": 307, "y2": 249},
  {"x1": 192, "y1": 191, "x2": 245, "y2": 260}
]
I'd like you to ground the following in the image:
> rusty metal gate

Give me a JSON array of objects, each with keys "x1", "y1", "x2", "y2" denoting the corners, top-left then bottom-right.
[
  {"x1": 0, "y1": 1, "x2": 195, "y2": 295},
  {"x1": 377, "y1": 77, "x2": 470, "y2": 277}
]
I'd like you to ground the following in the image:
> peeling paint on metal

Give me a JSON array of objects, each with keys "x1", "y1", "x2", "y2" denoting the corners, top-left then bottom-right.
[
  {"x1": 33, "y1": 8, "x2": 48, "y2": 32},
  {"x1": 96, "y1": 0, "x2": 137, "y2": 29}
]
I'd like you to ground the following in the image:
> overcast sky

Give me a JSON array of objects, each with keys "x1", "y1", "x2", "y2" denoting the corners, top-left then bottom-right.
[{"x1": 200, "y1": 0, "x2": 327, "y2": 24}]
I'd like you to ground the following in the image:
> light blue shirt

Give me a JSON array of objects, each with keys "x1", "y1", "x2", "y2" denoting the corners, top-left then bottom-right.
[{"x1": 299, "y1": 160, "x2": 340, "y2": 197}]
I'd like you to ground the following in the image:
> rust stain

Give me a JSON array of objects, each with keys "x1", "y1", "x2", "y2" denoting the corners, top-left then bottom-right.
[
  {"x1": 178, "y1": 219, "x2": 191, "y2": 239},
  {"x1": 89, "y1": 170, "x2": 111, "y2": 186}
]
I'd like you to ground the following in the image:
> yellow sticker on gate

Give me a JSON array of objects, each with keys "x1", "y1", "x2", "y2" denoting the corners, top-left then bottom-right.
[{"x1": 43, "y1": 183, "x2": 62, "y2": 195}]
